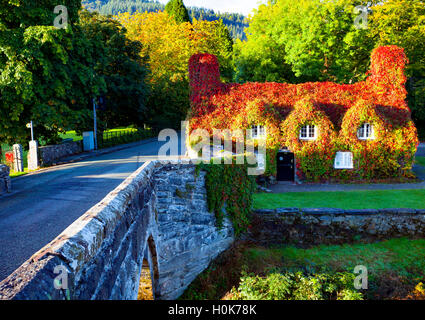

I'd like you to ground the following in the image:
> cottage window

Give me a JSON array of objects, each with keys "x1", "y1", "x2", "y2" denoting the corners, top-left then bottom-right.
[
  {"x1": 256, "y1": 153, "x2": 266, "y2": 171},
  {"x1": 251, "y1": 125, "x2": 266, "y2": 139},
  {"x1": 334, "y1": 152, "x2": 354, "y2": 169},
  {"x1": 357, "y1": 123, "x2": 374, "y2": 140},
  {"x1": 299, "y1": 125, "x2": 317, "y2": 140}
]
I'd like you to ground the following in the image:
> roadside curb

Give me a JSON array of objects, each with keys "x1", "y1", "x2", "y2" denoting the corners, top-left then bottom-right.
[{"x1": 11, "y1": 137, "x2": 158, "y2": 181}]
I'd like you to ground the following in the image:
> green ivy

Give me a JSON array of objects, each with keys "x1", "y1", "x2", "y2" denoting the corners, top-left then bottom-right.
[{"x1": 196, "y1": 157, "x2": 257, "y2": 237}]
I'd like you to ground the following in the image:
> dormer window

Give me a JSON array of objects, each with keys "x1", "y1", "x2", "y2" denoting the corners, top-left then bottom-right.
[
  {"x1": 251, "y1": 125, "x2": 266, "y2": 139},
  {"x1": 357, "y1": 123, "x2": 374, "y2": 140},
  {"x1": 299, "y1": 125, "x2": 317, "y2": 140}
]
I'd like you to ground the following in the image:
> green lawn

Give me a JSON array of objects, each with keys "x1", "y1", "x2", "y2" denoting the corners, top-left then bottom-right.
[
  {"x1": 105, "y1": 127, "x2": 137, "y2": 133},
  {"x1": 244, "y1": 238, "x2": 425, "y2": 296},
  {"x1": 246, "y1": 238, "x2": 425, "y2": 279},
  {"x1": 254, "y1": 189, "x2": 425, "y2": 210},
  {"x1": 59, "y1": 127, "x2": 140, "y2": 142},
  {"x1": 182, "y1": 238, "x2": 425, "y2": 300},
  {"x1": 59, "y1": 130, "x2": 83, "y2": 142}
]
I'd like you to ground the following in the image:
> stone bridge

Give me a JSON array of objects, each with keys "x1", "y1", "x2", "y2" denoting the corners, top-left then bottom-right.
[{"x1": 0, "y1": 160, "x2": 234, "y2": 300}]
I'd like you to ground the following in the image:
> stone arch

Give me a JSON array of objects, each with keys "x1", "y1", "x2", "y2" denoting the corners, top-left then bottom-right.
[{"x1": 137, "y1": 235, "x2": 159, "y2": 300}]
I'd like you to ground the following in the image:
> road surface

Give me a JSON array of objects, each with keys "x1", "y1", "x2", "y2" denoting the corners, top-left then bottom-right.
[{"x1": 0, "y1": 136, "x2": 184, "y2": 282}]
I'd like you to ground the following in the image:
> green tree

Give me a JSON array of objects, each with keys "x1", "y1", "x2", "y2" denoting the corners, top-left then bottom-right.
[
  {"x1": 0, "y1": 1, "x2": 150, "y2": 146},
  {"x1": 369, "y1": 0, "x2": 425, "y2": 138},
  {"x1": 0, "y1": 0, "x2": 81, "y2": 28},
  {"x1": 234, "y1": 0, "x2": 378, "y2": 84},
  {"x1": 116, "y1": 11, "x2": 233, "y2": 130},
  {"x1": 165, "y1": 0, "x2": 190, "y2": 24},
  {"x1": 78, "y1": 10, "x2": 150, "y2": 131},
  {"x1": 0, "y1": 0, "x2": 99, "y2": 145}
]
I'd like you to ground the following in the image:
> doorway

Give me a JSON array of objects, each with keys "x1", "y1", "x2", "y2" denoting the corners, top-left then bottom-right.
[{"x1": 276, "y1": 151, "x2": 295, "y2": 181}]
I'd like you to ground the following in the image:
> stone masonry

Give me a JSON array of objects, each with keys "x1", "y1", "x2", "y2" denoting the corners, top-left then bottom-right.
[
  {"x1": 0, "y1": 164, "x2": 11, "y2": 195},
  {"x1": 249, "y1": 208, "x2": 425, "y2": 246},
  {"x1": 0, "y1": 160, "x2": 234, "y2": 300},
  {"x1": 39, "y1": 141, "x2": 83, "y2": 166},
  {"x1": 154, "y1": 164, "x2": 234, "y2": 299}
]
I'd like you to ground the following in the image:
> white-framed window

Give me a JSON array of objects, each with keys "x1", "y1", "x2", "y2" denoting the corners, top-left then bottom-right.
[
  {"x1": 357, "y1": 123, "x2": 374, "y2": 140},
  {"x1": 334, "y1": 152, "x2": 354, "y2": 169},
  {"x1": 299, "y1": 125, "x2": 317, "y2": 140},
  {"x1": 251, "y1": 125, "x2": 266, "y2": 139}
]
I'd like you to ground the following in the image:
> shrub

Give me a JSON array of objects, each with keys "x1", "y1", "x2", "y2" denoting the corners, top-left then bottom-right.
[{"x1": 230, "y1": 271, "x2": 363, "y2": 300}]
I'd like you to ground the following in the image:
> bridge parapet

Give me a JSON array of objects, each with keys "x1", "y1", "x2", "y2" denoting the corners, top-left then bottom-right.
[{"x1": 0, "y1": 160, "x2": 233, "y2": 300}]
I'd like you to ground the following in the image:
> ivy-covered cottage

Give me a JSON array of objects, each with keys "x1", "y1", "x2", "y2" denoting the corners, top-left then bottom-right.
[{"x1": 187, "y1": 46, "x2": 419, "y2": 182}]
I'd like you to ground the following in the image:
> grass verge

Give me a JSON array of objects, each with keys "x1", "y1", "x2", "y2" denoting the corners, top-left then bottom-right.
[
  {"x1": 253, "y1": 189, "x2": 425, "y2": 210},
  {"x1": 416, "y1": 156, "x2": 425, "y2": 167}
]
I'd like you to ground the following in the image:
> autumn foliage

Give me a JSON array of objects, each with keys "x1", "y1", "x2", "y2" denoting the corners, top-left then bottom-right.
[
  {"x1": 188, "y1": 46, "x2": 419, "y2": 181},
  {"x1": 115, "y1": 11, "x2": 233, "y2": 129}
]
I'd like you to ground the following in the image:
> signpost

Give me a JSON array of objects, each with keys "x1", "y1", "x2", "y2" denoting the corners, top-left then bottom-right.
[{"x1": 26, "y1": 121, "x2": 38, "y2": 171}]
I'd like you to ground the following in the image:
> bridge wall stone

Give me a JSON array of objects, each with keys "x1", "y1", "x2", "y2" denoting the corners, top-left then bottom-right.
[
  {"x1": 0, "y1": 160, "x2": 233, "y2": 300},
  {"x1": 0, "y1": 164, "x2": 11, "y2": 195},
  {"x1": 154, "y1": 164, "x2": 234, "y2": 299}
]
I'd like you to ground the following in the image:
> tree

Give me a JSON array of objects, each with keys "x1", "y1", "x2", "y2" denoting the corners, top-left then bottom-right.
[
  {"x1": 116, "y1": 11, "x2": 233, "y2": 129},
  {"x1": 83, "y1": 0, "x2": 249, "y2": 40},
  {"x1": 165, "y1": 0, "x2": 190, "y2": 24},
  {"x1": 0, "y1": 0, "x2": 81, "y2": 28},
  {"x1": 0, "y1": 0, "x2": 98, "y2": 145},
  {"x1": 78, "y1": 10, "x2": 150, "y2": 131},
  {"x1": 234, "y1": 0, "x2": 378, "y2": 84},
  {"x1": 368, "y1": 0, "x2": 425, "y2": 138},
  {"x1": 0, "y1": 1, "x2": 150, "y2": 146}
]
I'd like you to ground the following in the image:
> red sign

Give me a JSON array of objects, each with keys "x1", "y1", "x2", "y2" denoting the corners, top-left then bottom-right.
[{"x1": 5, "y1": 151, "x2": 13, "y2": 163}]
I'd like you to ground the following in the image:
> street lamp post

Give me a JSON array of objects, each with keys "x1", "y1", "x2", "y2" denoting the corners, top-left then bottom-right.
[
  {"x1": 26, "y1": 121, "x2": 34, "y2": 141},
  {"x1": 93, "y1": 98, "x2": 98, "y2": 150}
]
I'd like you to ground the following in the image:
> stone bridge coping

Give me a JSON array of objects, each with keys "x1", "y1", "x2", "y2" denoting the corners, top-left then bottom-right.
[
  {"x1": 0, "y1": 159, "x2": 233, "y2": 300},
  {"x1": 0, "y1": 161, "x2": 156, "y2": 300},
  {"x1": 6, "y1": 159, "x2": 199, "y2": 279},
  {"x1": 255, "y1": 208, "x2": 425, "y2": 216}
]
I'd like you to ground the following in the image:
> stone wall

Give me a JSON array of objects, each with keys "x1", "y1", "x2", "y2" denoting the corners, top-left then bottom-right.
[
  {"x1": 154, "y1": 164, "x2": 234, "y2": 299},
  {"x1": 0, "y1": 164, "x2": 11, "y2": 195},
  {"x1": 0, "y1": 160, "x2": 234, "y2": 300},
  {"x1": 249, "y1": 208, "x2": 425, "y2": 246},
  {"x1": 39, "y1": 141, "x2": 83, "y2": 166}
]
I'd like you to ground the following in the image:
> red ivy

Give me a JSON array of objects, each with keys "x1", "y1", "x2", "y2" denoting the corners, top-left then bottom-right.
[{"x1": 188, "y1": 46, "x2": 419, "y2": 180}]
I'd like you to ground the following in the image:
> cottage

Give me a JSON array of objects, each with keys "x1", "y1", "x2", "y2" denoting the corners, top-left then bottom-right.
[{"x1": 187, "y1": 46, "x2": 419, "y2": 182}]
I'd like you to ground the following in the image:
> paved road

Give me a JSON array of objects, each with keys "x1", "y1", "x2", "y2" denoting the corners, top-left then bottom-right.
[{"x1": 0, "y1": 136, "x2": 185, "y2": 282}]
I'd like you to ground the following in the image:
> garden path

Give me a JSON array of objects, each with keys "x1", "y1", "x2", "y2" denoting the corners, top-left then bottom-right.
[{"x1": 270, "y1": 144, "x2": 425, "y2": 193}]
